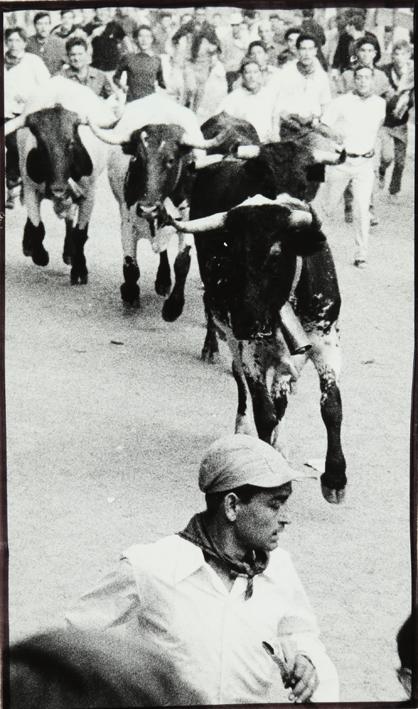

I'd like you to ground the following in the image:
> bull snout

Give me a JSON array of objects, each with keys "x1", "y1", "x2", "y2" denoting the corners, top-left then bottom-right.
[
  {"x1": 137, "y1": 200, "x2": 162, "y2": 218},
  {"x1": 50, "y1": 185, "x2": 68, "y2": 199}
]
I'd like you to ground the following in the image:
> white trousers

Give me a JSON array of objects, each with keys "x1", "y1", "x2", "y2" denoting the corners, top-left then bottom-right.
[{"x1": 313, "y1": 158, "x2": 375, "y2": 261}]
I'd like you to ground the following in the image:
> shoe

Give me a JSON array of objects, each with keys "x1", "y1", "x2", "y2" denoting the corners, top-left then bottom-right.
[
  {"x1": 344, "y1": 210, "x2": 353, "y2": 223},
  {"x1": 353, "y1": 259, "x2": 367, "y2": 269}
]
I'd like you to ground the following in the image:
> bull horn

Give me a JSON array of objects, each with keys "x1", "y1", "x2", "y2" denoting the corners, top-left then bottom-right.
[
  {"x1": 288, "y1": 209, "x2": 312, "y2": 228},
  {"x1": 236, "y1": 145, "x2": 260, "y2": 159},
  {"x1": 181, "y1": 127, "x2": 229, "y2": 150},
  {"x1": 4, "y1": 114, "x2": 26, "y2": 135},
  {"x1": 171, "y1": 211, "x2": 227, "y2": 233},
  {"x1": 311, "y1": 149, "x2": 344, "y2": 165},
  {"x1": 193, "y1": 154, "x2": 225, "y2": 169},
  {"x1": 87, "y1": 120, "x2": 125, "y2": 145}
]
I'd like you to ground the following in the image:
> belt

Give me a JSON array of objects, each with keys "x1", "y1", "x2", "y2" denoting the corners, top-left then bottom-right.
[{"x1": 346, "y1": 150, "x2": 375, "y2": 159}]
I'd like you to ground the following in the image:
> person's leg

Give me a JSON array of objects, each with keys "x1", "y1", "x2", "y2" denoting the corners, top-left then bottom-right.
[
  {"x1": 313, "y1": 165, "x2": 351, "y2": 222},
  {"x1": 351, "y1": 160, "x2": 375, "y2": 265},
  {"x1": 379, "y1": 127, "x2": 394, "y2": 189},
  {"x1": 389, "y1": 131, "x2": 408, "y2": 195},
  {"x1": 343, "y1": 182, "x2": 353, "y2": 222}
]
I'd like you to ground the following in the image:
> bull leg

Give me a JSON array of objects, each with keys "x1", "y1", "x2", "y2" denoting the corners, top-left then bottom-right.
[
  {"x1": 70, "y1": 224, "x2": 88, "y2": 285},
  {"x1": 120, "y1": 208, "x2": 140, "y2": 306},
  {"x1": 162, "y1": 246, "x2": 191, "y2": 322},
  {"x1": 270, "y1": 347, "x2": 308, "y2": 456},
  {"x1": 63, "y1": 218, "x2": 73, "y2": 265},
  {"x1": 241, "y1": 342, "x2": 277, "y2": 443},
  {"x1": 201, "y1": 294, "x2": 219, "y2": 363},
  {"x1": 155, "y1": 250, "x2": 172, "y2": 297},
  {"x1": 308, "y1": 324, "x2": 347, "y2": 504},
  {"x1": 22, "y1": 187, "x2": 49, "y2": 266}
]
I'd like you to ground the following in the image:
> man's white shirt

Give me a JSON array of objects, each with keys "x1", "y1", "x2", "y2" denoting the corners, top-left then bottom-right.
[
  {"x1": 322, "y1": 92, "x2": 386, "y2": 154},
  {"x1": 276, "y1": 60, "x2": 331, "y2": 119},
  {"x1": 66, "y1": 534, "x2": 339, "y2": 705},
  {"x1": 217, "y1": 85, "x2": 280, "y2": 142}
]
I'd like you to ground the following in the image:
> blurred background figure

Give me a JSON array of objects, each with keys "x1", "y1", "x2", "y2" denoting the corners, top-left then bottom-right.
[
  {"x1": 379, "y1": 40, "x2": 414, "y2": 199},
  {"x1": 257, "y1": 20, "x2": 282, "y2": 66},
  {"x1": 220, "y1": 12, "x2": 247, "y2": 91},
  {"x1": 90, "y1": 8, "x2": 127, "y2": 79},
  {"x1": 51, "y1": 9, "x2": 87, "y2": 41},
  {"x1": 113, "y1": 25, "x2": 165, "y2": 102},
  {"x1": 323, "y1": 16, "x2": 339, "y2": 72},
  {"x1": 396, "y1": 614, "x2": 413, "y2": 698},
  {"x1": 269, "y1": 13, "x2": 286, "y2": 51},
  {"x1": 277, "y1": 27, "x2": 301, "y2": 68},
  {"x1": 246, "y1": 41, "x2": 280, "y2": 88},
  {"x1": 6, "y1": 629, "x2": 201, "y2": 708},
  {"x1": 4, "y1": 25, "x2": 50, "y2": 208},
  {"x1": 153, "y1": 11, "x2": 175, "y2": 54},
  {"x1": 300, "y1": 8, "x2": 328, "y2": 70},
  {"x1": 242, "y1": 9, "x2": 260, "y2": 42},
  {"x1": 62, "y1": 37, "x2": 114, "y2": 98},
  {"x1": 26, "y1": 11, "x2": 67, "y2": 75},
  {"x1": 192, "y1": 42, "x2": 227, "y2": 124}
]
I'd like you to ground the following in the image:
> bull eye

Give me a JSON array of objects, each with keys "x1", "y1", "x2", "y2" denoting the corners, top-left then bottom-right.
[
  {"x1": 269, "y1": 242, "x2": 282, "y2": 257},
  {"x1": 166, "y1": 157, "x2": 175, "y2": 168}
]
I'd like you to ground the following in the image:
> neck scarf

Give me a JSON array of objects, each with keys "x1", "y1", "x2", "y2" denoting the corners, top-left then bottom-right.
[{"x1": 178, "y1": 512, "x2": 269, "y2": 600}]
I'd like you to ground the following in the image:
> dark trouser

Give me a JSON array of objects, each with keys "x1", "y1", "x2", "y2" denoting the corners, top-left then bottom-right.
[
  {"x1": 379, "y1": 133, "x2": 407, "y2": 195},
  {"x1": 5, "y1": 123, "x2": 21, "y2": 189}
]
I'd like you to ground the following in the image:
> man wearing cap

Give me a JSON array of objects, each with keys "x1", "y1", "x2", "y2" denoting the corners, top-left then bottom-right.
[{"x1": 66, "y1": 434, "x2": 339, "y2": 704}]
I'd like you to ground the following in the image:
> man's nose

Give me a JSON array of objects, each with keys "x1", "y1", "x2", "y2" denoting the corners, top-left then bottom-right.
[{"x1": 278, "y1": 504, "x2": 291, "y2": 525}]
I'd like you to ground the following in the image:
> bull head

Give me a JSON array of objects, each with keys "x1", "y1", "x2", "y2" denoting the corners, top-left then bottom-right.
[
  {"x1": 171, "y1": 194, "x2": 325, "y2": 340},
  {"x1": 23, "y1": 106, "x2": 92, "y2": 197}
]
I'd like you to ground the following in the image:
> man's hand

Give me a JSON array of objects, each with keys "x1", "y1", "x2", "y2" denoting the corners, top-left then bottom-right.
[{"x1": 286, "y1": 653, "x2": 319, "y2": 703}]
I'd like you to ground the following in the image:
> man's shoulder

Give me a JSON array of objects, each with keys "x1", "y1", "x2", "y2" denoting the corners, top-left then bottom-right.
[
  {"x1": 47, "y1": 34, "x2": 65, "y2": 48},
  {"x1": 124, "y1": 534, "x2": 197, "y2": 573}
]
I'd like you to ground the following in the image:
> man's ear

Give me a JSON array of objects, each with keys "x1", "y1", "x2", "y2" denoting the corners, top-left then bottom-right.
[{"x1": 223, "y1": 492, "x2": 239, "y2": 522}]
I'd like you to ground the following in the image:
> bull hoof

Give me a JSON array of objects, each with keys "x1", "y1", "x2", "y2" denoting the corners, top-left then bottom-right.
[
  {"x1": 120, "y1": 282, "x2": 140, "y2": 306},
  {"x1": 320, "y1": 481, "x2": 346, "y2": 504},
  {"x1": 32, "y1": 246, "x2": 49, "y2": 267},
  {"x1": 71, "y1": 267, "x2": 88, "y2": 285},
  {"x1": 155, "y1": 280, "x2": 171, "y2": 297},
  {"x1": 201, "y1": 347, "x2": 220, "y2": 364},
  {"x1": 63, "y1": 252, "x2": 72, "y2": 266},
  {"x1": 22, "y1": 245, "x2": 32, "y2": 257},
  {"x1": 162, "y1": 295, "x2": 184, "y2": 322}
]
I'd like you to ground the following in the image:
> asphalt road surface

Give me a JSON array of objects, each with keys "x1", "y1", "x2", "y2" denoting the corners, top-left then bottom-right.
[{"x1": 5, "y1": 136, "x2": 414, "y2": 702}]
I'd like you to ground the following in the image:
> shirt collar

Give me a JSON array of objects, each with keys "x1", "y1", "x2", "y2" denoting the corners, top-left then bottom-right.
[{"x1": 173, "y1": 537, "x2": 206, "y2": 584}]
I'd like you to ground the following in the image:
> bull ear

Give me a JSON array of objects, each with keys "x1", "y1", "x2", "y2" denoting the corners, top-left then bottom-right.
[
  {"x1": 282, "y1": 208, "x2": 326, "y2": 256},
  {"x1": 122, "y1": 140, "x2": 135, "y2": 155}
]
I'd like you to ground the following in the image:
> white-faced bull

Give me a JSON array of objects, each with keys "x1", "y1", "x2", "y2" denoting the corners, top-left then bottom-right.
[
  {"x1": 171, "y1": 187, "x2": 347, "y2": 502},
  {"x1": 8, "y1": 104, "x2": 107, "y2": 285},
  {"x1": 89, "y1": 96, "x2": 228, "y2": 313}
]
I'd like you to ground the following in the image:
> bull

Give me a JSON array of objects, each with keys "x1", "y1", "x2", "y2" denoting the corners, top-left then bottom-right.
[
  {"x1": 5, "y1": 78, "x2": 117, "y2": 285},
  {"x1": 88, "y1": 94, "x2": 229, "y2": 312},
  {"x1": 169, "y1": 123, "x2": 347, "y2": 504}
]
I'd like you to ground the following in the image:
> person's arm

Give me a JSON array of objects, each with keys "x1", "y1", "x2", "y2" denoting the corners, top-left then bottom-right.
[
  {"x1": 65, "y1": 558, "x2": 139, "y2": 636},
  {"x1": 274, "y1": 553, "x2": 339, "y2": 703},
  {"x1": 113, "y1": 56, "x2": 128, "y2": 88},
  {"x1": 156, "y1": 57, "x2": 166, "y2": 90},
  {"x1": 319, "y1": 72, "x2": 332, "y2": 116}
]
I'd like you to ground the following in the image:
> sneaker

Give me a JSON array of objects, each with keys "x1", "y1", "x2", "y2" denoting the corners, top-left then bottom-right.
[{"x1": 353, "y1": 259, "x2": 367, "y2": 269}]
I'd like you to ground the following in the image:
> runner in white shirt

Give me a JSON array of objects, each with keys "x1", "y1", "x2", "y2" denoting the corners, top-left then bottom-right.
[
  {"x1": 312, "y1": 66, "x2": 386, "y2": 268},
  {"x1": 278, "y1": 33, "x2": 331, "y2": 123},
  {"x1": 66, "y1": 434, "x2": 339, "y2": 705},
  {"x1": 217, "y1": 58, "x2": 280, "y2": 142}
]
